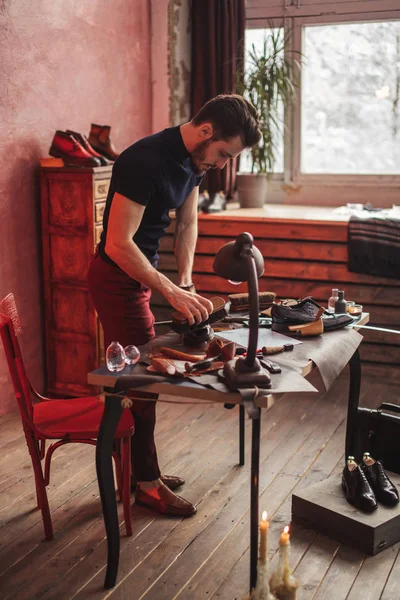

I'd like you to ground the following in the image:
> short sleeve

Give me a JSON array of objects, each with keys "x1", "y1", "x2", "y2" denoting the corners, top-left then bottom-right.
[{"x1": 111, "y1": 150, "x2": 159, "y2": 207}]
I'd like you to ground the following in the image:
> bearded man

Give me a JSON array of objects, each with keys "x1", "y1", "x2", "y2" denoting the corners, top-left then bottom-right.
[{"x1": 87, "y1": 94, "x2": 261, "y2": 517}]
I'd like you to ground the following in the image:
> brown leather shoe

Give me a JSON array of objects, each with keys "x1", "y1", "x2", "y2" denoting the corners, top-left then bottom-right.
[
  {"x1": 130, "y1": 474, "x2": 185, "y2": 492},
  {"x1": 135, "y1": 483, "x2": 196, "y2": 517},
  {"x1": 88, "y1": 123, "x2": 119, "y2": 161}
]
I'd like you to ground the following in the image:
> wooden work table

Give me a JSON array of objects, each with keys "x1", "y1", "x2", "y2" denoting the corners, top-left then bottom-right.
[{"x1": 153, "y1": 204, "x2": 400, "y2": 383}]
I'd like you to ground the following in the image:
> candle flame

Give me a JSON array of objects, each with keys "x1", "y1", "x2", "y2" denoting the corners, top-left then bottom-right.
[
  {"x1": 284, "y1": 525, "x2": 289, "y2": 534},
  {"x1": 262, "y1": 511, "x2": 268, "y2": 521}
]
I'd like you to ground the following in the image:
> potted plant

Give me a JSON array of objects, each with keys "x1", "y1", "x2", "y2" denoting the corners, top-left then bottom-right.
[{"x1": 236, "y1": 26, "x2": 299, "y2": 208}]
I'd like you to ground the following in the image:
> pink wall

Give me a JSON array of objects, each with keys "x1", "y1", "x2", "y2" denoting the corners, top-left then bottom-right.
[
  {"x1": 151, "y1": 0, "x2": 170, "y2": 133},
  {"x1": 0, "y1": 0, "x2": 153, "y2": 414}
]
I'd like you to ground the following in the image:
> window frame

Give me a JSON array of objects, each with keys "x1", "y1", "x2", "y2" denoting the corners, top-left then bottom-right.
[{"x1": 246, "y1": 6, "x2": 400, "y2": 205}]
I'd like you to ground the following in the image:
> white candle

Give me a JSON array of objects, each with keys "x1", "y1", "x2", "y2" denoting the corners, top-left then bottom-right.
[{"x1": 259, "y1": 511, "x2": 269, "y2": 565}]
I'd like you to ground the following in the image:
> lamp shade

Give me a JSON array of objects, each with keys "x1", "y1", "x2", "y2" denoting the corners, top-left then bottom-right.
[{"x1": 213, "y1": 232, "x2": 264, "y2": 281}]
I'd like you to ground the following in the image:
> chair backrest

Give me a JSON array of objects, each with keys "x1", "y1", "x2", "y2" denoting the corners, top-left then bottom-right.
[{"x1": 0, "y1": 294, "x2": 35, "y2": 424}]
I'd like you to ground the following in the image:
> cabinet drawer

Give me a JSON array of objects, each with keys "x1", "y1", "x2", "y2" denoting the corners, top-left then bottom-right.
[
  {"x1": 94, "y1": 179, "x2": 110, "y2": 199},
  {"x1": 95, "y1": 224, "x2": 103, "y2": 246},
  {"x1": 95, "y1": 201, "x2": 106, "y2": 223}
]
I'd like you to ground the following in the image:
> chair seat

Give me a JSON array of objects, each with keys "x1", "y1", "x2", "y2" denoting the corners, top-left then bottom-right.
[{"x1": 33, "y1": 396, "x2": 134, "y2": 439}]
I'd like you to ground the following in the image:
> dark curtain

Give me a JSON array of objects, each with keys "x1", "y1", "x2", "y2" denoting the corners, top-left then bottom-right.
[{"x1": 191, "y1": 0, "x2": 245, "y2": 199}]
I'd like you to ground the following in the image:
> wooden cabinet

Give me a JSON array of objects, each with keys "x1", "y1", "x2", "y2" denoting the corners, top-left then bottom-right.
[{"x1": 40, "y1": 165, "x2": 111, "y2": 396}]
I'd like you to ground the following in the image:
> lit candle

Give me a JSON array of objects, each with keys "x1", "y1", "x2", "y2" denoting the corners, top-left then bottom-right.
[
  {"x1": 280, "y1": 525, "x2": 290, "y2": 547},
  {"x1": 247, "y1": 511, "x2": 274, "y2": 599},
  {"x1": 259, "y1": 511, "x2": 269, "y2": 565},
  {"x1": 270, "y1": 526, "x2": 299, "y2": 600}
]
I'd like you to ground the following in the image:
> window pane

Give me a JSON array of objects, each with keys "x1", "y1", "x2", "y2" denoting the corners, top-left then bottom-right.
[
  {"x1": 242, "y1": 28, "x2": 284, "y2": 174},
  {"x1": 301, "y1": 21, "x2": 400, "y2": 175}
]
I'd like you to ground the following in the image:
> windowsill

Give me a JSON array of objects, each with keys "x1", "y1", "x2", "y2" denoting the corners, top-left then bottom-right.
[{"x1": 198, "y1": 203, "x2": 351, "y2": 224}]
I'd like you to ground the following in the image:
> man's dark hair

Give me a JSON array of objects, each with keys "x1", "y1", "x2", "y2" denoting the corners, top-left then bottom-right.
[{"x1": 191, "y1": 94, "x2": 261, "y2": 148}]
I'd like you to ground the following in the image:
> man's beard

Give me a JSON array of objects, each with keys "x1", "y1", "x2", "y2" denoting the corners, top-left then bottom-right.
[{"x1": 190, "y1": 139, "x2": 214, "y2": 175}]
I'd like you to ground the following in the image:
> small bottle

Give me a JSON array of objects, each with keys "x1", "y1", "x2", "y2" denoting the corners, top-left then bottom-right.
[
  {"x1": 327, "y1": 288, "x2": 339, "y2": 313},
  {"x1": 124, "y1": 345, "x2": 140, "y2": 365},
  {"x1": 335, "y1": 290, "x2": 347, "y2": 314},
  {"x1": 106, "y1": 341, "x2": 126, "y2": 372}
]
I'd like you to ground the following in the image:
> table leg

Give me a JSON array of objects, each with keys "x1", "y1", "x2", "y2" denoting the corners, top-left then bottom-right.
[
  {"x1": 250, "y1": 407, "x2": 261, "y2": 592},
  {"x1": 96, "y1": 393, "x2": 124, "y2": 589},
  {"x1": 239, "y1": 405, "x2": 245, "y2": 466},
  {"x1": 345, "y1": 348, "x2": 362, "y2": 462}
]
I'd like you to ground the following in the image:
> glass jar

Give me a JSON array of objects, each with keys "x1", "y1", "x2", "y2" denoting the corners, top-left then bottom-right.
[
  {"x1": 327, "y1": 288, "x2": 339, "y2": 313},
  {"x1": 106, "y1": 341, "x2": 126, "y2": 372},
  {"x1": 124, "y1": 345, "x2": 140, "y2": 365}
]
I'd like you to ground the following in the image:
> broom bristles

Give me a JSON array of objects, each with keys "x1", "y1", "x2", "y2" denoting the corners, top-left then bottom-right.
[{"x1": 0, "y1": 293, "x2": 22, "y2": 335}]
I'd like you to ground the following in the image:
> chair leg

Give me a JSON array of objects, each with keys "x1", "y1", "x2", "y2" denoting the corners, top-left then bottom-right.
[
  {"x1": 26, "y1": 432, "x2": 53, "y2": 540},
  {"x1": 44, "y1": 440, "x2": 66, "y2": 486},
  {"x1": 39, "y1": 439, "x2": 46, "y2": 460},
  {"x1": 122, "y1": 437, "x2": 132, "y2": 536}
]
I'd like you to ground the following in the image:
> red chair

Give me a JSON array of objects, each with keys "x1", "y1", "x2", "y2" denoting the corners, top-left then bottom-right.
[{"x1": 0, "y1": 293, "x2": 134, "y2": 540}]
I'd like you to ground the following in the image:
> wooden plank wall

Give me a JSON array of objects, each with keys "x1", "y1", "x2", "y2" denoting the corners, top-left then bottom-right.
[{"x1": 152, "y1": 213, "x2": 400, "y2": 383}]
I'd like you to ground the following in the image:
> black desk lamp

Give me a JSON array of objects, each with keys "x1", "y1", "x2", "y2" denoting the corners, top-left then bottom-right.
[{"x1": 213, "y1": 232, "x2": 271, "y2": 389}]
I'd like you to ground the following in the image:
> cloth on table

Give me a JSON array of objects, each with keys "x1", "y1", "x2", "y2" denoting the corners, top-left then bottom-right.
[{"x1": 348, "y1": 215, "x2": 400, "y2": 279}]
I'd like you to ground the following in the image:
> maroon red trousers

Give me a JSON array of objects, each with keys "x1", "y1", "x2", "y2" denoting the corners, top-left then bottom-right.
[{"x1": 87, "y1": 251, "x2": 160, "y2": 482}]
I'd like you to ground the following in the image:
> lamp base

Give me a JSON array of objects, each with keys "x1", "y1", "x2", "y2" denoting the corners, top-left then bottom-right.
[{"x1": 222, "y1": 360, "x2": 271, "y2": 389}]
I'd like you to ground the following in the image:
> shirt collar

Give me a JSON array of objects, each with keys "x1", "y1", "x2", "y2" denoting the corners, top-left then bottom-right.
[{"x1": 168, "y1": 126, "x2": 190, "y2": 162}]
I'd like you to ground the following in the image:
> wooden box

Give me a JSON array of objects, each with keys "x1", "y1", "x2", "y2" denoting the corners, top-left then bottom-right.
[{"x1": 292, "y1": 473, "x2": 400, "y2": 555}]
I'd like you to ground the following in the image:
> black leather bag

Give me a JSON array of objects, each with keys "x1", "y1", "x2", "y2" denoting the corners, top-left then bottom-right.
[{"x1": 356, "y1": 403, "x2": 400, "y2": 474}]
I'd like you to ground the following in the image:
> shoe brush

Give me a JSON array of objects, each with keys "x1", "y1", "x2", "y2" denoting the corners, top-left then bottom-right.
[
  {"x1": 171, "y1": 297, "x2": 227, "y2": 334},
  {"x1": 228, "y1": 291, "x2": 276, "y2": 312}
]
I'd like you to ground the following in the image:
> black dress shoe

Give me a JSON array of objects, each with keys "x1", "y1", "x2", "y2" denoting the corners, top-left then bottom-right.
[
  {"x1": 271, "y1": 296, "x2": 354, "y2": 333},
  {"x1": 342, "y1": 459, "x2": 377, "y2": 512},
  {"x1": 362, "y1": 454, "x2": 399, "y2": 507}
]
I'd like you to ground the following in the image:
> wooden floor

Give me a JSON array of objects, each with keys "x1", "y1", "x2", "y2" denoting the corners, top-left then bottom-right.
[{"x1": 1, "y1": 373, "x2": 399, "y2": 600}]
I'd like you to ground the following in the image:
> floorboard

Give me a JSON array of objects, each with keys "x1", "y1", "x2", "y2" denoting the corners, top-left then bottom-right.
[{"x1": 0, "y1": 377, "x2": 399, "y2": 600}]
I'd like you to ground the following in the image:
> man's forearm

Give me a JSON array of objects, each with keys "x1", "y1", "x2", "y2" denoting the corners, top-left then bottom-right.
[
  {"x1": 106, "y1": 240, "x2": 176, "y2": 301},
  {"x1": 174, "y1": 221, "x2": 197, "y2": 286}
]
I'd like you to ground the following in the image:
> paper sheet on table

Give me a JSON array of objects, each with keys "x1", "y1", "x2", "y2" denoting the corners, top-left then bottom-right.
[{"x1": 215, "y1": 328, "x2": 302, "y2": 348}]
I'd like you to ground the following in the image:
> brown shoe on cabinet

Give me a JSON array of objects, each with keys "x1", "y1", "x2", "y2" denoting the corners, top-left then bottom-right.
[
  {"x1": 88, "y1": 123, "x2": 120, "y2": 161},
  {"x1": 66, "y1": 130, "x2": 113, "y2": 166},
  {"x1": 49, "y1": 130, "x2": 101, "y2": 168}
]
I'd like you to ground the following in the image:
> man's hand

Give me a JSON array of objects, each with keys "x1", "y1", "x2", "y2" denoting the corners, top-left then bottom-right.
[{"x1": 167, "y1": 288, "x2": 214, "y2": 326}]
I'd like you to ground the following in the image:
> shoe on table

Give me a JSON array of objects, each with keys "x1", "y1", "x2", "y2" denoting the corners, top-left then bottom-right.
[
  {"x1": 135, "y1": 482, "x2": 196, "y2": 517},
  {"x1": 362, "y1": 453, "x2": 399, "y2": 507},
  {"x1": 131, "y1": 474, "x2": 184, "y2": 493},
  {"x1": 342, "y1": 456, "x2": 377, "y2": 513}
]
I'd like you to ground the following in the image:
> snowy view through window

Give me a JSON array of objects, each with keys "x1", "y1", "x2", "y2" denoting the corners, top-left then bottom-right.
[
  {"x1": 243, "y1": 21, "x2": 400, "y2": 176},
  {"x1": 302, "y1": 21, "x2": 400, "y2": 174}
]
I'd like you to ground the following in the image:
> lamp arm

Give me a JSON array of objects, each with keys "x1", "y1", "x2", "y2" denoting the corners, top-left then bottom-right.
[{"x1": 242, "y1": 248, "x2": 260, "y2": 368}]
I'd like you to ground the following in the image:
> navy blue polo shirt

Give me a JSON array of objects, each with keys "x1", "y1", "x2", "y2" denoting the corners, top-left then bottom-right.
[{"x1": 98, "y1": 126, "x2": 203, "y2": 266}]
